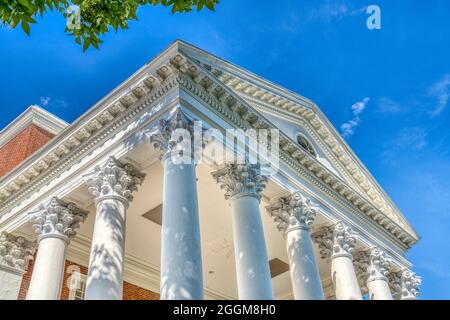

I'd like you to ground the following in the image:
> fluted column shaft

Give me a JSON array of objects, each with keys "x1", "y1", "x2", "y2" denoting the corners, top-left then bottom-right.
[
  {"x1": 149, "y1": 107, "x2": 204, "y2": 300},
  {"x1": 27, "y1": 197, "x2": 87, "y2": 300},
  {"x1": 268, "y1": 192, "x2": 324, "y2": 300},
  {"x1": 314, "y1": 222, "x2": 362, "y2": 300},
  {"x1": 83, "y1": 157, "x2": 144, "y2": 300},
  {"x1": 213, "y1": 163, "x2": 273, "y2": 300}
]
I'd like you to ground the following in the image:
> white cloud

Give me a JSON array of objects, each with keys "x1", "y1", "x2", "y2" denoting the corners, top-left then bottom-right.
[
  {"x1": 309, "y1": 2, "x2": 366, "y2": 21},
  {"x1": 40, "y1": 96, "x2": 51, "y2": 106},
  {"x1": 340, "y1": 97, "x2": 370, "y2": 138},
  {"x1": 39, "y1": 96, "x2": 68, "y2": 109},
  {"x1": 428, "y1": 74, "x2": 450, "y2": 116}
]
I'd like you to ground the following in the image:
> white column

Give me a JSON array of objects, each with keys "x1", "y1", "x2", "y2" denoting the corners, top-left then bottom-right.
[
  {"x1": 212, "y1": 163, "x2": 273, "y2": 300},
  {"x1": 399, "y1": 269, "x2": 421, "y2": 300},
  {"x1": 149, "y1": 108, "x2": 204, "y2": 300},
  {"x1": 356, "y1": 247, "x2": 393, "y2": 300},
  {"x1": 267, "y1": 192, "x2": 324, "y2": 300},
  {"x1": 83, "y1": 156, "x2": 144, "y2": 300},
  {"x1": 313, "y1": 222, "x2": 362, "y2": 300},
  {"x1": 0, "y1": 232, "x2": 34, "y2": 300},
  {"x1": 27, "y1": 197, "x2": 87, "y2": 300}
]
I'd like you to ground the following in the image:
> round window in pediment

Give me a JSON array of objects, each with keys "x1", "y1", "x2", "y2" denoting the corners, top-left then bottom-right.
[{"x1": 296, "y1": 134, "x2": 317, "y2": 157}]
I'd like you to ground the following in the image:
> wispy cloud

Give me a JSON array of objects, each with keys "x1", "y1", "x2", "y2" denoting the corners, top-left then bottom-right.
[
  {"x1": 309, "y1": 2, "x2": 366, "y2": 21},
  {"x1": 428, "y1": 74, "x2": 450, "y2": 117},
  {"x1": 393, "y1": 127, "x2": 428, "y2": 150},
  {"x1": 340, "y1": 97, "x2": 370, "y2": 138},
  {"x1": 381, "y1": 126, "x2": 429, "y2": 164},
  {"x1": 378, "y1": 97, "x2": 405, "y2": 114},
  {"x1": 420, "y1": 263, "x2": 450, "y2": 280},
  {"x1": 40, "y1": 96, "x2": 68, "y2": 109}
]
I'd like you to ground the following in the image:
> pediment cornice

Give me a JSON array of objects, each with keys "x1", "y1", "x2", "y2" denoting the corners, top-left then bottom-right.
[
  {"x1": 212, "y1": 70, "x2": 411, "y2": 230},
  {"x1": 176, "y1": 42, "x2": 416, "y2": 240},
  {"x1": 174, "y1": 54, "x2": 416, "y2": 249},
  {"x1": 0, "y1": 42, "x2": 417, "y2": 250}
]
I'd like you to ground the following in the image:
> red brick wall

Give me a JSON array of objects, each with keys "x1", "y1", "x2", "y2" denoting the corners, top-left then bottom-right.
[
  {"x1": 18, "y1": 258, "x2": 160, "y2": 300},
  {"x1": 0, "y1": 124, "x2": 54, "y2": 178}
]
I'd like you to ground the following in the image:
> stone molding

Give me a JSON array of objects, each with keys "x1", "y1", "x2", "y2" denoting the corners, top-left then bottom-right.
[
  {"x1": 29, "y1": 197, "x2": 88, "y2": 243},
  {"x1": 0, "y1": 231, "x2": 34, "y2": 272},
  {"x1": 266, "y1": 191, "x2": 318, "y2": 232}
]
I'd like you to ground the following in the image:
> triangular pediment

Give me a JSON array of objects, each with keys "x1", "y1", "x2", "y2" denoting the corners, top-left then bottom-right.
[
  {"x1": 175, "y1": 40, "x2": 417, "y2": 239},
  {"x1": 0, "y1": 40, "x2": 418, "y2": 248}
]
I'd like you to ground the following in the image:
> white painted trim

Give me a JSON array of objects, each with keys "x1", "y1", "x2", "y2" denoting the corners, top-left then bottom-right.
[
  {"x1": 67, "y1": 273, "x2": 87, "y2": 300},
  {"x1": 0, "y1": 105, "x2": 68, "y2": 148}
]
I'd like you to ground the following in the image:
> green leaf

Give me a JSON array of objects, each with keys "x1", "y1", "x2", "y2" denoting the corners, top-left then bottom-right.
[
  {"x1": 21, "y1": 20, "x2": 30, "y2": 35},
  {"x1": 82, "y1": 38, "x2": 90, "y2": 51}
]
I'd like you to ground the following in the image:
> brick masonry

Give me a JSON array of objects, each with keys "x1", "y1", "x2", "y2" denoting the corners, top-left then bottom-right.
[
  {"x1": 18, "y1": 257, "x2": 160, "y2": 300},
  {"x1": 0, "y1": 124, "x2": 55, "y2": 178}
]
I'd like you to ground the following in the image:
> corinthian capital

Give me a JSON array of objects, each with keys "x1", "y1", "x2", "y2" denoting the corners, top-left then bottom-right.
[
  {"x1": 211, "y1": 162, "x2": 268, "y2": 200},
  {"x1": 400, "y1": 269, "x2": 421, "y2": 299},
  {"x1": 84, "y1": 156, "x2": 145, "y2": 204},
  {"x1": 0, "y1": 232, "x2": 34, "y2": 272},
  {"x1": 148, "y1": 107, "x2": 202, "y2": 161},
  {"x1": 313, "y1": 221, "x2": 358, "y2": 259},
  {"x1": 266, "y1": 192, "x2": 318, "y2": 232},
  {"x1": 355, "y1": 247, "x2": 390, "y2": 284},
  {"x1": 29, "y1": 197, "x2": 88, "y2": 242}
]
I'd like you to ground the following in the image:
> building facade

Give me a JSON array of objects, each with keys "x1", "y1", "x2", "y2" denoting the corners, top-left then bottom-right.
[{"x1": 0, "y1": 40, "x2": 420, "y2": 300}]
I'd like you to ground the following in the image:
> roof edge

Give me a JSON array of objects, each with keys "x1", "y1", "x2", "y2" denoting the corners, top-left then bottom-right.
[{"x1": 0, "y1": 105, "x2": 68, "y2": 148}]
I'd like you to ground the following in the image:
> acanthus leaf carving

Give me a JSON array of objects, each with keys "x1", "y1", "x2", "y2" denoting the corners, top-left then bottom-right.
[
  {"x1": 400, "y1": 269, "x2": 421, "y2": 299},
  {"x1": 313, "y1": 221, "x2": 358, "y2": 259},
  {"x1": 84, "y1": 156, "x2": 145, "y2": 203},
  {"x1": 148, "y1": 107, "x2": 202, "y2": 161},
  {"x1": 211, "y1": 162, "x2": 268, "y2": 200},
  {"x1": 0, "y1": 232, "x2": 35, "y2": 272},
  {"x1": 266, "y1": 191, "x2": 318, "y2": 232},
  {"x1": 355, "y1": 247, "x2": 390, "y2": 285},
  {"x1": 29, "y1": 197, "x2": 88, "y2": 242}
]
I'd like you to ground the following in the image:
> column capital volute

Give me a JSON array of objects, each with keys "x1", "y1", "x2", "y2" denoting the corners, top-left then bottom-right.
[
  {"x1": 147, "y1": 107, "x2": 202, "y2": 162},
  {"x1": 211, "y1": 161, "x2": 268, "y2": 201},
  {"x1": 0, "y1": 232, "x2": 35, "y2": 273},
  {"x1": 29, "y1": 197, "x2": 88, "y2": 243},
  {"x1": 266, "y1": 191, "x2": 319, "y2": 233},
  {"x1": 355, "y1": 247, "x2": 390, "y2": 284},
  {"x1": 312, "y1": 221, "x2": 358, "y2": 260},
  {"x1": 83, "y1": 156, "x2": 145, "y2": 206},
  {"x1": 400, "y1": 269, "x2": 421, "y2": 299}
]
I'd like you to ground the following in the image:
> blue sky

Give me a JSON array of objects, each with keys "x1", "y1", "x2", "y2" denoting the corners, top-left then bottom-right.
[{"x1": 1, "y1": 0, "x2": 449, "y2": 299}]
